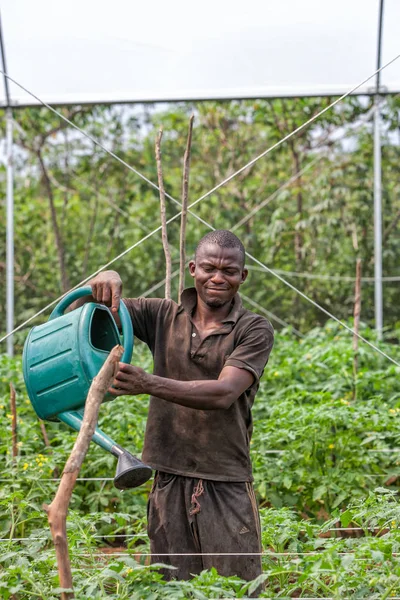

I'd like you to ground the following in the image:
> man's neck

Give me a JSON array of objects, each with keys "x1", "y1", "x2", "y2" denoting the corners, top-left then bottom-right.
[{"x1": 193, "y1": 295, "x2": 233, "y2": 327}]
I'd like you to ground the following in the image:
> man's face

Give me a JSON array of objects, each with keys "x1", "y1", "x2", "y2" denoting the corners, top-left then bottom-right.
[{"x1": 189, "y1": 243, "x2": 248, "y2": 308}]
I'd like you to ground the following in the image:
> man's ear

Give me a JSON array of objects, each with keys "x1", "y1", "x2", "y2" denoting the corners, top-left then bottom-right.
[
  {"x1": 189, "y1": 260, "x2": 196, "y2": 278},
  {"x1": 240, "y1": 268, "x2": 248, "y2": 284}
]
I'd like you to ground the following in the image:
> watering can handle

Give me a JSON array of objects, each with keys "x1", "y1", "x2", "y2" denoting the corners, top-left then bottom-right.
[{"x1": 48, "y1": 286, "x2": 133, "y2": 364}]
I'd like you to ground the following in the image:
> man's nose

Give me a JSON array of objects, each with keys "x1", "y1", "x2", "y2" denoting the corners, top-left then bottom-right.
[{"x1": 211, "y1": 270, "x2": 225, "y2": 284}]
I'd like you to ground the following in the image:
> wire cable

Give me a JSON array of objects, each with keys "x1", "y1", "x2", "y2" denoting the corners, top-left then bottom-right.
[
  {"x1": 246, "y1": 266, "x2": 400, "y2": 282},
  {"x1": 242, "y1": 250, "x2": 400, "y2": 367},
  {"x1": 1, "y1": 53, "x2": 399, "y2": 343},
  {"x1": 2, "y1": 57, "x2": 400, "y2": 371},
  {"x1": 65, "y1": 550, "x2": 400, "y2": 557},
  {"x1": 240, "y1": 292, "x2": 304, "y2": 337},
  {"x1": 0, "y1": 524, "x2": 392, "y2": 543},
  {"x1": 231, "y1": 155, "x2": 324, "y2": 232}
]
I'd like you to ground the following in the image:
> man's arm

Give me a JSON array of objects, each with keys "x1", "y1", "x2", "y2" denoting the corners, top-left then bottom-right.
[{"x1": 108, "y1": 363, "x2": 254, "y2": 410}]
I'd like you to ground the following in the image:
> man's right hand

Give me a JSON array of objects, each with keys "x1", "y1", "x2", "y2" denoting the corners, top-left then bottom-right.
[{"x1": 90, "y1": 270, "x2": 123, "y2": 315}]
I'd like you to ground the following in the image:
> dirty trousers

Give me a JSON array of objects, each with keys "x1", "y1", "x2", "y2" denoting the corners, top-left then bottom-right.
[{"x1": 147, "y1": 471, "x2": 262, "y2": 581}]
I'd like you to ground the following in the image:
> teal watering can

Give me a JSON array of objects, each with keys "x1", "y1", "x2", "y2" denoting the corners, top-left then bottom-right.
[{"x1": 22, "y1": 286, "x2": 152, "y2": 489}]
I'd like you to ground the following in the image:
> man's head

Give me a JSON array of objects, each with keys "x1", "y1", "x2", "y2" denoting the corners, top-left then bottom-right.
[{"x1": 189, "y1": 230, "x2": 248, "y2": 308}]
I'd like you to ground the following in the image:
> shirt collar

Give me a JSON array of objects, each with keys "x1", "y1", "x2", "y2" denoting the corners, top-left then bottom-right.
[{"x1": 180, "y1": 287, "x2": 244, "y2": 324}]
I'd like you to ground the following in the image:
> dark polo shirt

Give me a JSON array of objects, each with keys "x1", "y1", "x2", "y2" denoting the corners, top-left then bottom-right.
[{"x1": 123, "y1": 288, "x2": 274, "y2": 482}]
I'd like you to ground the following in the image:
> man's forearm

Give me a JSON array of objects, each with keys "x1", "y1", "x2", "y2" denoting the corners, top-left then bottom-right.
[
  {"x1": 110, "y1": 363, "x2": 254, "y2": 408},
  {"x1": 143, "y1": 373, "x2": 235, "y2": 410}
]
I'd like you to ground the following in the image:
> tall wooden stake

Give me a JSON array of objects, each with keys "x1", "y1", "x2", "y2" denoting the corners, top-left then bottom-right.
[
  {"x1": 353, "y1": 259, "x2": 362, "y2": 400},
  {"x1": 178, "y1": 115, "x2": 194, "y2": 304},
  {"x1": 39, "y1": 418, "x2": 60, "y2": 478},
  {"x1": 39, "y1": 419, "x2": 51, "y2": 448},
  {"x1": 155, "y1": 127, "x2": 172, "y2": 299},
  {"x1": 10, "y1": 383, "x2": 17, "y2": 463},
  {"x1": 44, "y1": 346, "x2": 123, "y2": 599}
]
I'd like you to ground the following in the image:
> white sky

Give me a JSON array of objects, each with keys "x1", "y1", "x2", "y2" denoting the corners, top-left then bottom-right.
[{"x1": 1, "y1": 0, "x2": 400, "y2": 105}]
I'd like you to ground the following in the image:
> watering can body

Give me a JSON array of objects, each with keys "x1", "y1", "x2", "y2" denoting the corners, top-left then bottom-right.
[
  {"x1": 23, "y1": 301, "x2": 123, "y2": 421},
  {"x1": 22, "y1": 286, "x2": 152, "y2": 489}
]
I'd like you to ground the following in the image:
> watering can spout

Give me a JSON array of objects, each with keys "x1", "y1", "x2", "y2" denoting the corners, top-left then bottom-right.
[{"x1": 58, "y1": 410, "x2": 152, "y2": 489}]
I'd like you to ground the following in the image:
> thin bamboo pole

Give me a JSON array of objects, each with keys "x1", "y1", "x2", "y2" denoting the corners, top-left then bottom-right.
[
  {"x1": 10, "y1": 383, "x2": 17, "y2": 463},
  {"x1": 178, "y1": 115, "x2": 194, "y2": 303},
  {"x1": 353, "y1": 259, "x2": 362, "y2": 400},
  {"x1": 155, "y1": 128, "x2": 172, "y2": 299}
]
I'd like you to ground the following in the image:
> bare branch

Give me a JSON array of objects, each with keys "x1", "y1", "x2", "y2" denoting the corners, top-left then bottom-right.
[
  {"x1": 37, "y1": 150, "x2": 70, "y2": 293},
  {"x1": 44, "y1": 346, "x2": 123, "y2": 599},
  {"x1": 40, "y1": 108, "x2": 89, "y2": 145},
  {"x1": 39, "y1": 420, "x2": 51, "y2": 448},
  {"x1": 383, "y1": 206, "x2": 400, "y2": 243},
  {"x1": 155, "y1": 127, "x2": 172, "y2": 299},
  {"x1": 353, "y1": 258, "x2": 362, "y2": 400},
  {"x1": 10, "y1": 384, "x2": 17, "y2": 464},
  {"x1": 178, "y1": 115, "x2": 194, "y2": 303}
]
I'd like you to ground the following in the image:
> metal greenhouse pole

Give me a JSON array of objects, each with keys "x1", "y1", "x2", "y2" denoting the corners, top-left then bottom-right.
[
  {"x1": 0, "y1": 11, "x2": 14, "y2": 356},
  {"x1": 374, "y1": 0, "x2": 384, "y2": 339}
]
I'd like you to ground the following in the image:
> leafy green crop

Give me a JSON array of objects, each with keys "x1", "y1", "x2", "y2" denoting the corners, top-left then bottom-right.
[{"x1": 1, "y1": 323, "x2": 400, "y2": 597}]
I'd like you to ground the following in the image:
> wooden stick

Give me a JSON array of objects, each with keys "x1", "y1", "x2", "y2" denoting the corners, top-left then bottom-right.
[
  {"x1": 39, "y1": 419, "x2": 51, "y2": 448},
  {"x1": 10, "y1": 383, "x2": 17, "y2": 463},
  {"x1": 353, "y1": 259, "x2": 362, "y2": 400},
  {"x1": 39, "y1": 419, "x2": 60, "y2": 477},
  {"x1": 178, "y1": 115, "x2": 194, "y2": 304},
  {"x1": 43, "y1": 345, "x2": 123, "y2": 599},
  {"x1": 155, "y1": 127, "x2": 172, "y2": 300}
]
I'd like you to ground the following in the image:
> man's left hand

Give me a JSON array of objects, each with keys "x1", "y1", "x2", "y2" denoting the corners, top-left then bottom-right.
[{"x1": 108, "y1": 362, "x2": 148, "y2": 396}]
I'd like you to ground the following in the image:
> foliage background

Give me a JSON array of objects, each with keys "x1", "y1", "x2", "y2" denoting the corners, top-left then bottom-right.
[
  {"x1": 1, "y1": 326, "x2": 400, "y2": 597},
  {"x1": 1, "y1": 95, "x2": 400, "y2": 348},
  {"x1": 1, "y1": 95, "x2": 400, "y2": 597}
]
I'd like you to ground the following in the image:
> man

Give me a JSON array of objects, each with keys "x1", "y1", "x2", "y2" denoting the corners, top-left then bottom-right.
[{"x1": 87, "y1": 230, "x2": 274, "y2": 581}]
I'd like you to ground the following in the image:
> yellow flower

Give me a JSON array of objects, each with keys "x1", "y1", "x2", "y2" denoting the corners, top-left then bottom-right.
[
  {"x1": 329, "y1": 444, "x2": 335, "y2": 449},
  {"x1": 392, "y1": 520, "x2": 396, "y2": 528},
  {"x1": 0, "y1": 405, "x2": 4, "y2": 409},
  {"x1": 389, "y1": 409, "x2": 396, "y2": 414},
  {"x1": 23, "y1": 463, "x2": 29, "y2": 470},
  {"x1": 340, "y1": 399, "x2": 350, "y2": 405},
  {"x1": 274, "y1": 371, "x2": 279, "y2": 377},
  {"x1": 6, "y1": 413, "x2": 12, "y2": 419},
  {"x1": 126, "y1": 568, "x2": 133, "y2": 574}
]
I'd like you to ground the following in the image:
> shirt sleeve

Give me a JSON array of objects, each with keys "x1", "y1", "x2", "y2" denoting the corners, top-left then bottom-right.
[
  {"x1": 122, "y1": 297, "x2": 166, "y2": 349},
  {"x1": 224, "y1": 320, "x2": 274, "y2": 384}
]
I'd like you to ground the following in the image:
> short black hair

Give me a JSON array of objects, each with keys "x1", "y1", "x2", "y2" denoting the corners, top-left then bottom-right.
[{"x1": 195, "y1": 230, "x2": 245, "y2": 266}]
